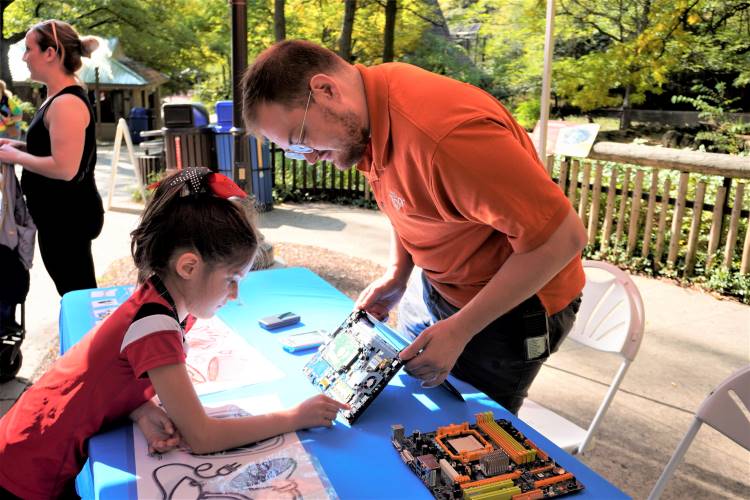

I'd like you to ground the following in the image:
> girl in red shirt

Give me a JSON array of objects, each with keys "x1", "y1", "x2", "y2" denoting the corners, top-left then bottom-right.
[{"x1": 0, "y1": 167, "x2": 347, "y2": 499}]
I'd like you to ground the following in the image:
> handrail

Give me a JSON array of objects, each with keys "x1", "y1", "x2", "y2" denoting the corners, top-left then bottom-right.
[{"x1": 589, "y1": 142, "x2": 750, "y2": 178}]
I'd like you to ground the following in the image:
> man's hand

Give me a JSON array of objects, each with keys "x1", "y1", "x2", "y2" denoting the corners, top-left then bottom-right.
[
  {"x1": 399, "y1": 316, "x2": 471, "y2": 388},
  {"x1": 355, "y1": 273, "x2": 409, "y2": 321},
  {"x1": 130, "y1": 401, "x2": 182, "y2": 454}
]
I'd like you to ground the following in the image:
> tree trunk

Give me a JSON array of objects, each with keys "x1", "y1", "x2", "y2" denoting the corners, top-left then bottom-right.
[
  {"x1": 339, "y1": 0, "x2": 356, "y2": 62},
  {"x1": 274, "y1": 0, "x2": 286, "y2": 42},
  {"x1": 383, "y1": 0, "x2": 397, "y2": 62},
  {"x1": 619, "y1": 84, "x2": 633, "y2": 130},
  {"x1": 1, "y1": 0, "x2": 14, "y2": 92},
  {"x1": 0, "y1": 40, "x2": 11, "y2": 92}
]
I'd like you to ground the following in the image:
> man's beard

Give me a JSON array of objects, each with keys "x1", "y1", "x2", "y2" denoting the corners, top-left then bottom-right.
[{"x1": 324, "y1": 108, "x2": 370, "y2": 170}]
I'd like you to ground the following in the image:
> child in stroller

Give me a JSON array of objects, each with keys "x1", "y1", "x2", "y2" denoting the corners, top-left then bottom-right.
[{"x1": 0, "y1": 163, "x2": 35, "y2": 382}]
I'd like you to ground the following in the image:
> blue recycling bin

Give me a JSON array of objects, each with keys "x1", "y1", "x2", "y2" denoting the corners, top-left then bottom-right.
[
  {"x1": 215, "y1": 100, "x2": 233, "y2": 127},
  {"x1": 211, "y1": 101, "x2": 273, "y2": 211},
  {"x1": 127, "y1": 107, "x2": 149, "y2": 144},
  {"x1": 213, "y1": 127, "x2": 233, "y2": 178},
  {"x1": 213, "y1": 101, "x2": 234, "y2": 178},
  {"x1": 248, "y1": 135, "x2": 273, "y2": 212}
]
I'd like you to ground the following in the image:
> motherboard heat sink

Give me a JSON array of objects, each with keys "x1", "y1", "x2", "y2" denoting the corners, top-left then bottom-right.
[{"x1": 392, "y1": 412, "x2": 585, "y2": 500}]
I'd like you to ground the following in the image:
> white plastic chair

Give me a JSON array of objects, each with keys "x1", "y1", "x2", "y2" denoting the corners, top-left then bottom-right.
[
  {"x1": 518, "y1": 260, "x2": 645, "y2": 455},
  {"x1": 647, "y1": 365, "x2": 750, "y2": 500}
]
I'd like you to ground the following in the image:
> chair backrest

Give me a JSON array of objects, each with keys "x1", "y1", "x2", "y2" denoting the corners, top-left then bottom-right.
[
  {"x1": 696, "y1": 364, "x2": 750, "y2": 450},
  {"x1": 568, "y1": 260, "x2": 645, "y2": 362},
  {"x1": 648, "y1": 365, "x2": 750, "y2": 499}
]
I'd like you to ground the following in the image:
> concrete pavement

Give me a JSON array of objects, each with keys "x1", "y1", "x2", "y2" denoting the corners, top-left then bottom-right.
[{"x1": 1, "y1": 146, "x2": 748, "y2": 499}]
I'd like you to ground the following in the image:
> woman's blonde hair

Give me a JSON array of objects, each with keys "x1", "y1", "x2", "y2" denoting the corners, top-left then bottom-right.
[{"x1": 29, "y1": 19, "x2": 98, "y2": 75}]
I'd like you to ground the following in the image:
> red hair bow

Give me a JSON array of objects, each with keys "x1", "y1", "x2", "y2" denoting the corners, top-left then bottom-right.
[{"x1": 207, "y1": 172, "x2": 247, "y2": 199}]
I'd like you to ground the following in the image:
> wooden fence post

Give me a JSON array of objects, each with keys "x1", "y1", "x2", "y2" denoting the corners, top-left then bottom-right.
[
  {"x1": 654, "y1": 177, "x2": 672, "y2": 267},
  {"x1": 684, "y1": 181, "x2": 707, "y2": 276},
  {"x1": 667, "y1": 172, "x2": 690, "y2": 267},
  {"x1": 626, "y1": 170, "x2": 644, "y2": 256},
  {"x1": 601, "y1": 167, "x2": 618, "y2": 250},
  {"x1": 614, "y1": 168, "x2": 631, "y2": 246},
  {"x1": 567, "y1": 159, "x2": 579, "y2": 207},
  {"x1": 587, "y1": 163, "x2": 603, "y2": 245},
  {"x1": 706, "y1": 186, "x2": 727, "y2": 268},
  {"x1": 741, "y1": 217, "x2": 750, "y2": 274},
  {"x1": 724, "y1": 183, "x2": 746, "y2": 268},
  {"x1": 578, "y1": 161, "x2": 592, "y2": 229},
  {"x1": 641, "y1": 169, "x2": 659, "y2": 257},
  {"x1": 558, "y1": 158, "x2": 569, "y2": 193}
]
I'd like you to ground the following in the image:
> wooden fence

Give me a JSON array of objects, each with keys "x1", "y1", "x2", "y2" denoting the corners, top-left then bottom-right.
[
  {"x1": 269, "y1": 141, "x2": 750, "y2": 276},
  {"x1": 577, "y1": 142, "x2": 750, "y2": 275}
]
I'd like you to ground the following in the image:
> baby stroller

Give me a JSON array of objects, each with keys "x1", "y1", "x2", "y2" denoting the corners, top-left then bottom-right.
[
  {"x1": 0, "y1": 163, "x2": 34, "y2": 382},
  {"x1": 0, "y1": 294, "x2": 25, "y2": 383}
]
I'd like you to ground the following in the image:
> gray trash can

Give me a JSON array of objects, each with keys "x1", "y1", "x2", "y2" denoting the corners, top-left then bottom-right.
[{"x1": 162, "y1": 103, "x2": 217, "y2": 171}]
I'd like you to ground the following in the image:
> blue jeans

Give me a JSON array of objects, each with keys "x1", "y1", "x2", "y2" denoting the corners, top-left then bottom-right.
[{"x1": 398, "y1": 269, "x2": 581, "y2": 414}]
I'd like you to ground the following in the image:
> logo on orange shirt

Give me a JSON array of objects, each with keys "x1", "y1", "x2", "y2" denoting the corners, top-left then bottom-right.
[{"x1": 389, "y1": 191, "x2": 405, "y2": 211}]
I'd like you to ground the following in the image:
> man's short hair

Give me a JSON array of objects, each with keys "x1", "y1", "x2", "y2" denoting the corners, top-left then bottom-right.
[{"x1": 241, "y1": 40, "x2": 345, "y2": 133}]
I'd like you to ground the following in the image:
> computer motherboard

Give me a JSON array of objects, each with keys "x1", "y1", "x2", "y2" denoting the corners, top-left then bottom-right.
[
  {"x1": 392, "y1": 412, "x2": 585, "y2": 500},
  {"x1": 303, "y1": 310, "x2": 404, "y2": 424}
]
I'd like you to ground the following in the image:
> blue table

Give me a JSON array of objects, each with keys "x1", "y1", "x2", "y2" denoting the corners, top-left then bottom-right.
[{"x1": 60, "y1": 267, "x2": 627, "y2": 499}]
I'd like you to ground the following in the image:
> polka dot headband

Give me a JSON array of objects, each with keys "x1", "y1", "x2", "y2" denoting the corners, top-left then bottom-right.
[{"x1": 161, "y1": 167, "x2": 247, "y2": 199}]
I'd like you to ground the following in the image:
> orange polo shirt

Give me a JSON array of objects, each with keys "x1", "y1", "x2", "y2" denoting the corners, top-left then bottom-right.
[{"x1": 355, "y1": 63, "x2": 584, "y2": 315}]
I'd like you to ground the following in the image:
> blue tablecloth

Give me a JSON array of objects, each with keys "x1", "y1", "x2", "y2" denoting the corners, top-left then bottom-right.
[{"x1": 59, "y1": 267, "x2": 628, "y2": 499}]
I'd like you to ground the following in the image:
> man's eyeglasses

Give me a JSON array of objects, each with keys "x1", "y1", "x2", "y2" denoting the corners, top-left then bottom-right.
[{"x1": 284, "y1": 91, "x2": 314, "y2": 160}]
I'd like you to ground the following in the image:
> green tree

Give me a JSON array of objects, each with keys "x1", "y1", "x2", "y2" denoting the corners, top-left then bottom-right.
[
  {"x1": 443, "y1": 0, "x2": 748, "y2": 131},
  {"x1": 553, "y1": 0, "x2": 703, "y2": 129},
  {"x1": 3, "y1": 0, "x2": 234, "y2": 95}
]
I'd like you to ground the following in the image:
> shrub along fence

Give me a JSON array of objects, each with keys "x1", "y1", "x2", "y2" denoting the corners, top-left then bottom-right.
[{"x1": 268, "y1": 141, "x2": 750, "y2": 291}]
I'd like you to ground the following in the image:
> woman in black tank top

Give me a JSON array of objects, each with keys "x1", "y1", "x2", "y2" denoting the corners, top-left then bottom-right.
[{"x1": 0, "y1": 20, "x2": 103, "y2": 297}]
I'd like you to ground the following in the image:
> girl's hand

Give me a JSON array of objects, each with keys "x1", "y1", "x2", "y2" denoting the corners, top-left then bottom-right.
[
  {"x1": 290, "y1": 394, "x2": 350, "y2": 429},
  {"x1": 130, "y1": 401, "x2": 183, "y2": 454}
]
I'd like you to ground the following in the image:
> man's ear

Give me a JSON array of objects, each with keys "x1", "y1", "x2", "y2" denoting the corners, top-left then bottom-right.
[
  {"x1": 309, "y1": 73, "x2": 340, "y2": 101},
  {"x1": 174, "y1": 251, "x2": 202, "y2": 280}
]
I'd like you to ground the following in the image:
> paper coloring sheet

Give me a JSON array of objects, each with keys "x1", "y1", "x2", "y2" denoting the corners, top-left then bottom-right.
[{"x1": 133, "y1": 397, "x2": 336, "y2": 499}]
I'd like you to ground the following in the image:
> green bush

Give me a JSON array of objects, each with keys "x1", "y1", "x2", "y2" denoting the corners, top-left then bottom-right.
[
  {"x1": 671, "y1": 83, "x2": 750, "y2": 155},
  {"x1": 584, "y1": 239, "x2": 750, "y2": 305}
]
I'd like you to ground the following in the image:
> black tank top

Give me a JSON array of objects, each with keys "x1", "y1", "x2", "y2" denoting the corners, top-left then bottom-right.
[{"x1": 21, "y1": 85, "x2": 103, "y2": 229}]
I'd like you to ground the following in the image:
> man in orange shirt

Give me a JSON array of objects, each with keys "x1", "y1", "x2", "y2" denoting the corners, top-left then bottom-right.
[{"x1": 242, "y1": 40, "x2": 587, "y2": 414}]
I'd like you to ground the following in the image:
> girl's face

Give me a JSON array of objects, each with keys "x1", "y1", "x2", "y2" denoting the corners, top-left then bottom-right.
[{"x1": 185, "y1": 259, "x2": 252, "y2": 319}]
